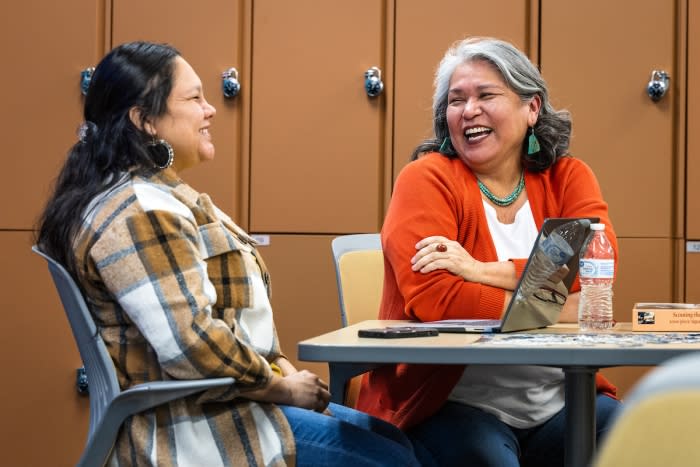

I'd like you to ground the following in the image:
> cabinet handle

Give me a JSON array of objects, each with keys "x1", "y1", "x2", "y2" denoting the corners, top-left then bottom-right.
[
  {"x1": 80, "y1": 67, "x2": 95, "y2": 96},
  {"x1": 222, "y1": 67, "x2": 241, "y2": 98},
  {"x1": 364, "y1": 66, "x2": 384, "y2": 97},
  {"x1": 646, "y1": 70, "x2": 670, "y2": 102}
]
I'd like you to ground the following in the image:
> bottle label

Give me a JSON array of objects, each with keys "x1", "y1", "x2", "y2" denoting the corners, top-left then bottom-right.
[{"x1": 579, "y1": 259, "x2": 614, "y2": 279}]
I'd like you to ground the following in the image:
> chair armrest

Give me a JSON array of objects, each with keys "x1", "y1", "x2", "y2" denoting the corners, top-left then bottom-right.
[{"x1": 79, "y1": 377, "x2": 235, "y2": 467}]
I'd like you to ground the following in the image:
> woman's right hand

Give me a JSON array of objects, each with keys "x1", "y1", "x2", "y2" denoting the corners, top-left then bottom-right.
[
  {"x1": 412, "y1": 236, "x2": 519, "y2": 290},
  {"x1": 412, "y1": 236, "x2": 481, "y2": 280}
]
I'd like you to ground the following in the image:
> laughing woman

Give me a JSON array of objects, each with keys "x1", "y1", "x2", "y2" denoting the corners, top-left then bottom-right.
[{"x1": 356, "y1": 37, "x2": 620, "y2": 467}]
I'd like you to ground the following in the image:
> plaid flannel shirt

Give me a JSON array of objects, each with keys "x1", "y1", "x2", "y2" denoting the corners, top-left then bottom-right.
[{"x1": 74, "y1": 169, "x2": 294, "y2": 466}]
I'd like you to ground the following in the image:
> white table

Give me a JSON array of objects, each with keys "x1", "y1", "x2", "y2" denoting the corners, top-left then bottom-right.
[{"x1": 298, "y1": 320, "x2": 700, "y2": 467}]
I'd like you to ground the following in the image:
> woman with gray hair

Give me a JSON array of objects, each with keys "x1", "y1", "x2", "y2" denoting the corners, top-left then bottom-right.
[{"x1": 356, "y1": 37, "x2": 620, "y2": 466}]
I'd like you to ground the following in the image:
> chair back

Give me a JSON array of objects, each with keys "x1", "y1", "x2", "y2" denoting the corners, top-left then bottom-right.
[
  {"x1": 331, "y1": 233, "x2": 383, "y2": 327},
  {"x1": 33, "y1": 245, "x2": 236, "y2": 466},
  {"x1": 593, "y1": 352, "x2": 700, "y2": 466},
  {"x1": 31, "y1": 246, "x2": 120, "y2": 433},
  {"x1": 330, "y1": 234, "x2": 383, "y2": 407}
]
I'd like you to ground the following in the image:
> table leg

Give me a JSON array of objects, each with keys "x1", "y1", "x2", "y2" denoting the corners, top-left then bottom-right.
[
  {"x1": 327, "y1": 362, "x2": 382, "y2": 405},
  {"x1": 563, "y1": 366, "x2": 597, "y2": 467}
]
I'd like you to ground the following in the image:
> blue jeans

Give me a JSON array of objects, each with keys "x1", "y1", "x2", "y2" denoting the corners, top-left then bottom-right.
[
  {"x1": 280, "y1": 402, "x2": 422, "y2": 466},
  {"x1": 407, "y1": 394, "x2": 620, "y2": 467}
]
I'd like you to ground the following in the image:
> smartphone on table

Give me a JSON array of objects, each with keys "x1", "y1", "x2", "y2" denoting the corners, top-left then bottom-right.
[{"x1": 357, "y1": 326, "x2": 438, "y2": 338}]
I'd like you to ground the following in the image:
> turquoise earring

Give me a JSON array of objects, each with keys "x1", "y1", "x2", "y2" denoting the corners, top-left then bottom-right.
[
  {"x1": 527, "y1": 127, "x2": 541, "y2": 155},
  {"x1": 439, "y1": 137, "x2": 452, "y2": 153}
]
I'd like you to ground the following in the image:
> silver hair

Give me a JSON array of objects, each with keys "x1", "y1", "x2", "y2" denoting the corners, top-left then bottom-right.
[{"x1": 412, "y1": 37, "x2": 571, "y2": 171}]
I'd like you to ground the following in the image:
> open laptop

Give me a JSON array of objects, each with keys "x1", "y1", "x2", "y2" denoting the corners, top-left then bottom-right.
[{"x1": 405, "y1": 217, "x2": 598, "y2": 333}]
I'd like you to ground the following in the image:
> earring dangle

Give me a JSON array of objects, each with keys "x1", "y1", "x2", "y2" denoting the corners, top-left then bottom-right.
[
  {"x1": 439, "y1": 137, "x2": 452, "y2": 153},
  {"x1": 148, "y1": 138, "x2": 174, "y2": 169},
  {"x1": 527, "y1": 127, "x2": 541, "y2": 156}
]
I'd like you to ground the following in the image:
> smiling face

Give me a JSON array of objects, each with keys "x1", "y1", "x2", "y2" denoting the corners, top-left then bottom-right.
[
  {"x1": 445, "y1": 59, "x2": 540, "y2": 174},
  {"x1": 148, "y1": 56, "x2": 216, "y2": 173}
]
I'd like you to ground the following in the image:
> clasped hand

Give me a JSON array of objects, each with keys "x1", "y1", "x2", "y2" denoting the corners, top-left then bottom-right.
[
  {"x1": 411, "y1": 236, "x2": 481, "y2": 281},
  {"x1": 285, "y1": 369, "x2": 331, "y2": 413},
  {"x1": 240, "y1": 367, "x2": 331, "y2": 414},
  {"x1": 410, "y1": 236, "x2": 568, "y2": 294}
]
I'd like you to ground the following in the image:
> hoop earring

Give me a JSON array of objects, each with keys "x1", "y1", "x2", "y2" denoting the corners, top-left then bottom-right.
[{"x1": 148, "y1": 138, "x2": 174, "y2": 169}]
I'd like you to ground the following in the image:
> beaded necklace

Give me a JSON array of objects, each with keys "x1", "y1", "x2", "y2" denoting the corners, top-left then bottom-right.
[{"x1": 477, "y1": 171, "x2": 525, "y2": 207}]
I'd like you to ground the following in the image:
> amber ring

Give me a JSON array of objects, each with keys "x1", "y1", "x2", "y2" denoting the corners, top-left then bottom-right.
[{"x1": 436, "y1": 243, "x2": 448, "y2": 253}]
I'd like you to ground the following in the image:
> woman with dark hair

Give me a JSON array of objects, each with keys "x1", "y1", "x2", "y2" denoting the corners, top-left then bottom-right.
[
  {"x1": 36, "y1": 41, "x2": 424, "y2": 467},
  {"x1": 356, "y1": 37, "x2": 621, "y2": 466}
]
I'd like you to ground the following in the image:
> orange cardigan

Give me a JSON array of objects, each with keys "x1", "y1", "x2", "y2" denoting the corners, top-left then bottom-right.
[{"x1": 356, "y1": 153, "x2": 618, "y2": 430}]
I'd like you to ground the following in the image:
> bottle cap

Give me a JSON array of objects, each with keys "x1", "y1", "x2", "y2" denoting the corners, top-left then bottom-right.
[{"x1": 590, "y1": 223, "x2": 605, "y2": 231}]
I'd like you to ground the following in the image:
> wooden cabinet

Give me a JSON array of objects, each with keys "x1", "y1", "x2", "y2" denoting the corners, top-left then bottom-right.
[
  {"x1": 249, "y1": 0, "x2": 389, "y2": 233},
  {"x1": 112, "y1": 0, "x2": 252, "y2": 228},
  {"x1": 688, "y1": 0, "x2": 700, "y2": 239},
  {"x1": 0, "y1": 232, "x2": 89, "y2": 466},
  {"x1": 541, "y1": 0, "x2": 679, "y2": 240},
  {"x1": 0, "y1": 1, "x2": 105, "y2": 230},
  {"x1": 0, "y1": 2, "x2": 103, "y2": 464}
]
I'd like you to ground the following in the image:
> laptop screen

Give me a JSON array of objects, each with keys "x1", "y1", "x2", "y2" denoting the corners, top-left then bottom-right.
[{"x1": 499, "y1": 217, "x2": 598, "y2": 332}]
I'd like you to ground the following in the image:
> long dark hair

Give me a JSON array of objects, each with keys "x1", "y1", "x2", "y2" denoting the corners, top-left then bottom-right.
[
  {"x1": 35, "y1": 41, "x2": 180, "y2": 276},
  {"x1": 411, "y1": 37, "x2": 571, "y2": 171}
]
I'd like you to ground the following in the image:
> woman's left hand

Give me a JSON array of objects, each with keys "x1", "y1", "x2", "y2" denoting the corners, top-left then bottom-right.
[{"x1": 412, "y1": 236, "x2": 482, "y2": 281}]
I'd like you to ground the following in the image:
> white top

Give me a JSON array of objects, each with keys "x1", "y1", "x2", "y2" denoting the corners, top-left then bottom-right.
[
  {"x1": 590, "y1": 223, "x2": 605, "y2": 231},
  {"x1": 482, "y1": 200, "x2": 539, "y2": 261},
  {"x1": 447, "y1": 200, "x2": 566, "y2": 428}
]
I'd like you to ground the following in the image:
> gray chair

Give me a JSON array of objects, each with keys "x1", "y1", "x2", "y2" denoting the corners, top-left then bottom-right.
[
  {"x1": 593, "y1": 352, "x2": 700, "y2": 466},
  {"x1": 32, "y1": 246, "x2": 235, "y2": 467}
]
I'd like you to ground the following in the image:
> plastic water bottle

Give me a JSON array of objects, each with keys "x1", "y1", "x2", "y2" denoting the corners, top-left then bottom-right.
[{"x1": 578, "y1": 223, "x2": 615, "y2": 330}]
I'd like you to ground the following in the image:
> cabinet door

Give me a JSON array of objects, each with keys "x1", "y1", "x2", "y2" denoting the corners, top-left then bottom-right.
[
  {"x1": 112, "y1": 0, "x2": 251, "y2": 228},
  {"x1": 250, "y1": 0, "x2": 388, "y2": 233},
  {"x1": 0, "y1": 232, "x2": 88, "y2": 466},
  {"x1": 254, "y1": 235, "x2": 342, "y2": 382},
  {"x1": 541, "y1": 0, "x2": 677, "y2": 238},
  {"x1": 0, "y1": 1, "x2": 103, "y2": 229},
  {"x1": 688, "y1": 1, "x2": 700, "y2": 238},
  {"x1": 393, "y1": 0, "x2": 532, "y2": 179}
]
